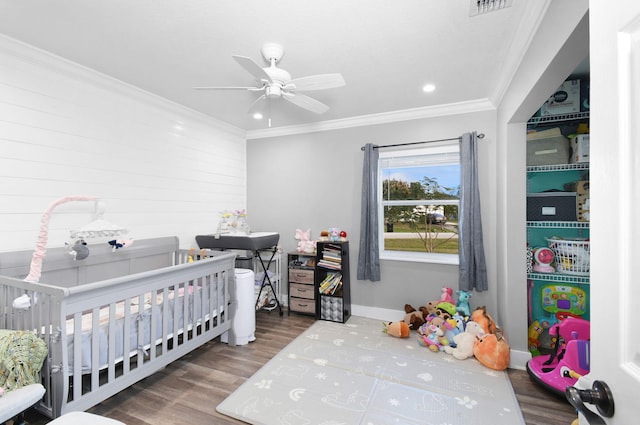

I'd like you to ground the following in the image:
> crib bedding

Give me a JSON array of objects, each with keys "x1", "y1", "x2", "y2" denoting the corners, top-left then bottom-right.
[{"x1": 64, "y1": 282, "x2": 223, "y2": 373}]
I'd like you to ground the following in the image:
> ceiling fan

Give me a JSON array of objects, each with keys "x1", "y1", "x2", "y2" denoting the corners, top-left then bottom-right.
[{"x1": 193, "y1": 43, "x2": 345, "y2": 124}]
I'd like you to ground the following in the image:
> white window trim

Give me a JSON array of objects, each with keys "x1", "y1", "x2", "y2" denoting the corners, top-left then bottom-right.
[{"x1": 378, "y1": 143, "x2": 460, "y2": 265}]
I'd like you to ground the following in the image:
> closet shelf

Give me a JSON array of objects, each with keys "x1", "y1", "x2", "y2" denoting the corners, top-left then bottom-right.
[
  {"x1": 527, "y1": 111, "x2": 589, "y2": 126},
  {"x1": 527, "y1": 272, "x2": 590, "y2": 285},
  {"x1": 527, "y1": 163, "x2": 589, "y2": 173},
  {"x1": 527, "y1": 221, "x2": 589, "y2": 229}
]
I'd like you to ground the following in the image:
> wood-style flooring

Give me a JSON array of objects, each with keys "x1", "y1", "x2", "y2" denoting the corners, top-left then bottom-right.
[{"x1": 22, "y1": 310, "x2": 577, "y2": 425}]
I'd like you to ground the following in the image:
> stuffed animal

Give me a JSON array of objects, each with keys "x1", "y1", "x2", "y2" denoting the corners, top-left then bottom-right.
[
  {"x1": 443, "y1": 313, "x2": 468, "y2": 348},
  {"x1": 382, "y1": 321, "x2": 410, "y2": 338},
  {"x1": 440, "y1": 287, "x2": 454, "y2": 303},
  {"x1": 443, "y1": 321, "x2": 485, "y2": 360},
  {"x1": 295, "y1": 228, "x2": 316, "y2": 254},
  {"x1": 434, "y1": 301, "x2": 457, "y2": 320},
  {"x1": 473, "y1": 332, "x2": 510, "y2": 370},
  {"x1": 68, "y1": 239, "x2": 90, "y2": 260},
  {"x1": 456, "y1": 290, "x2": 473, "y2": 317},
  {"x1": 418, "y1": 316, "x2": 451, "y2": 352},
  {"x1": 108, "y1": 238, "x2": 134, "y2": 252},
  {"x1": 471, "y1": 306, "x2": 499, "y2": 335},
  {"x1": 403, "y1": 304, "x2": 427, "y2": 329},
  {"x1": 424, "y1": 300, "x2": 439, "y2": 316}
]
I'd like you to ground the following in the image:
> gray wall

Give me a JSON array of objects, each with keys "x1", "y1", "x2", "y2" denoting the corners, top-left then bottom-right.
[
  {"x1": 247, "y1": 110, "x2": 497, "y2": 321},
  {"x1": 247, "y1": 0, "x2": 590, "y2": 368}
]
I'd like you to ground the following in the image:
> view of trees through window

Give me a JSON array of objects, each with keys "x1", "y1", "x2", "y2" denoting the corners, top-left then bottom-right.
[{"x1": 381, "y1": 163, "x2": 460, "y2": 255}]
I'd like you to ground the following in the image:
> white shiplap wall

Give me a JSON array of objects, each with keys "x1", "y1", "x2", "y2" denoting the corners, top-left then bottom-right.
[{"x1": 0, "y1": 35, "x2": 247, "y2": 252}]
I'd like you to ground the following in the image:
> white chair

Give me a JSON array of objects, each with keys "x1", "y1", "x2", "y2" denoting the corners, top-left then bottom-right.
[{"x1": 0, "y1": 383, "x2": 45, "y2": 424}]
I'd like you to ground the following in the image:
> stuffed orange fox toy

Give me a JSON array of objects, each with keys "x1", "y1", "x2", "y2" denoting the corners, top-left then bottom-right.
[
  {"x1": 473, "y1": 332, "x2": 510, "y2": 370},
  {"x1": 470, "y1": 306, "x2": 510, "y2": 370}
]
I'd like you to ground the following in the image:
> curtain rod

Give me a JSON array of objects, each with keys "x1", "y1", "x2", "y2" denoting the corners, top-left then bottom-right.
[{"x1": 360, "y1": 133, "x2": 485, "y2": 150}]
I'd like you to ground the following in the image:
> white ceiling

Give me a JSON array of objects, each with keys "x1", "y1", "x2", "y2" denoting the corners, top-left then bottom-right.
[{"x1": 0, "y1": 0, "x2": 547, "y2": 135}]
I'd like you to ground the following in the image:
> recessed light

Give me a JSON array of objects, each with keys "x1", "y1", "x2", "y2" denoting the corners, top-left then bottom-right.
[
  {"x1": 422, "y1": 83, "x2": 436, "y2": 93},
  {"x1": 253, "y1": 113, "x2": 263, "y2": 120}
]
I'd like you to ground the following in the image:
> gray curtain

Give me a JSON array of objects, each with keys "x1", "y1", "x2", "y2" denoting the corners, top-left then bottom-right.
[
  {"x1": 357, "y1": 143, "x2": 381, "y2": 281},
  {"x1": 459, "y1": 132, "x2": 488, "y2": 291}
]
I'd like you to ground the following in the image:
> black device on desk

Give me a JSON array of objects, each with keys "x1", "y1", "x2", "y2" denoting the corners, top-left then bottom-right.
[{"x1": 196, "y1": 232, "x2": 283, "y2": 316}]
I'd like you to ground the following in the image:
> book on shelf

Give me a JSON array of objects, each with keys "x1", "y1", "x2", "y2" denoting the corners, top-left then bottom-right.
[
  {"x1": 329, "y1": 279, "x2": 342, "y2": 295},
  {"x1": 317, "y1": 259, "x2": 342, "y2": 270},
  {"x1": 319, "y1": 273, "x2": 342, "y2": 294},
  {"x1": 322, "y1": 244, "x2": 342, "y2": 254}
]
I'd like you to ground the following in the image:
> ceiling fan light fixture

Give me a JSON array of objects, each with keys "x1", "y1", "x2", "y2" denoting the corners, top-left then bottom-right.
[{"x1": 265, "y1": 85, "x2": 283, "y2": 98}]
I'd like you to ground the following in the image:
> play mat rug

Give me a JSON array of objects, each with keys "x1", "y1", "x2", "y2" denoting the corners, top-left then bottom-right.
[{"x1": 217, "y1": 316, "x2": 525, "y2": 425}]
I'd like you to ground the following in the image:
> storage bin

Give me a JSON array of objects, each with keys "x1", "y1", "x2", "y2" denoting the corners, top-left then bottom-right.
[
  {"x1": 320, "y1": 296, "x2": 343, "y2": 322},
  {"x1": 526, "y1": 128, "x2": 570, "y2": 166},
  {"x1": 569, "y1": 134, "x2": 590, "y2": 164},
  {"x1": 565, "y1": 180, "x2": 590, "y2": 222},
  {"x1": 527, "y1": 192, "x2": 577, "y2": 221},
  {"x1": 288, "y1": 268, "x2": 314, "y2": 284},
  {"x1": 546, "y1": 238, "x2": 590, "y2": 276}
]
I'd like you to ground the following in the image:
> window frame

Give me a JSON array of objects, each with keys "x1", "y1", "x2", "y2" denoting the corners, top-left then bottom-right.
[{"x1": 377, "y1": 143, "x2": 460, "y2": 265}]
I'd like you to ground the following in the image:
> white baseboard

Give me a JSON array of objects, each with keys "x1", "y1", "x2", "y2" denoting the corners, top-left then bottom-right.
[
  {"x1": 351, "y1": 304, "x2": 404, "y2": 323},
  {"x1": 509, "y1": 349, "x2": 532, "y2": 370},
  {"x1": 351, "y1": 304, "x2": 532, "y2": 371}
]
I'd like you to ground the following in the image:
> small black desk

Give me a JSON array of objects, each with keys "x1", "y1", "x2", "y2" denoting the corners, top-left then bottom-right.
[{"x1": 196, "y1": 232, "x2": 283, "y2": 315}]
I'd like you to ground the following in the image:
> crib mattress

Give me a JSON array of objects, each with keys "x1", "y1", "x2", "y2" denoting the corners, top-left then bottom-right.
[{"x1": 63, "y1": 284, "x2": 221, "y2": 374}]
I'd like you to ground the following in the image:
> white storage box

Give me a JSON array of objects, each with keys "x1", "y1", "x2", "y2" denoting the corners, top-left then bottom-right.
[
  {"x1": 540, "y1": 79, "x2": 581, "y2": 116},
  {"x1": 570, "y1": 134, "x2": 590, "y2": 163}
]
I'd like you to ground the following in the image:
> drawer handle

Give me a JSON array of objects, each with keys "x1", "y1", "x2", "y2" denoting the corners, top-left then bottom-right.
[
  {"x1": 297, "y1": 303, "x2": 308, "y2": 307},
  {"x1": 297, "y1": 288, "x2": 308, "y2": 293}
]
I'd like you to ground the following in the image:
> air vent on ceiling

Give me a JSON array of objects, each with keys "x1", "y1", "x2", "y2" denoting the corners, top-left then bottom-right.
[{"x1": 470, "y1": 0, "x2": 513, "y2": 16}]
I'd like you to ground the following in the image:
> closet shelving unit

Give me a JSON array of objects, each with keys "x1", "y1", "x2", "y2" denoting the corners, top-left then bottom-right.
[{"x1": 526, "y1": 111, "x2": 590, "y2": 355}]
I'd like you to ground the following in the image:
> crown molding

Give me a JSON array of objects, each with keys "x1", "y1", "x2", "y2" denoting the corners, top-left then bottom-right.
[
  {"x1": 0, "y1": 34, "x2": 245, "y2": 139},
  {"x1": 246, "y1": 98, "x2": 496, "y2": 140}
]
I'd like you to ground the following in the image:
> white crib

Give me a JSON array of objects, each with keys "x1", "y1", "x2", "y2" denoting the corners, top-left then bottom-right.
[{"x1": 0, "y1": 237, "x2": 237, "y2": 419}]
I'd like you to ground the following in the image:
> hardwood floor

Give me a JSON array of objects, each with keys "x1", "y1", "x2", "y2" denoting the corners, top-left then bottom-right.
[{"x1": 22, "y1": 310, "x2": 577, "y2": 425}]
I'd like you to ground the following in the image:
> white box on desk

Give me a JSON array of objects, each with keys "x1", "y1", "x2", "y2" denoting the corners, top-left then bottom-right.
[{"x1": 570, "y1": 134, "x2": 590, "y2": 163}]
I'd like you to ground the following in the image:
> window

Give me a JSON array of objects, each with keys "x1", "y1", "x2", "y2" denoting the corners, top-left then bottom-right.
[{"x1": 378, "y1": 142, "x2": 460, "y2": 264}]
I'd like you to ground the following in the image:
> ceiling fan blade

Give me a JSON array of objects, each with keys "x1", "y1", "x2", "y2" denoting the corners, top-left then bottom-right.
[
  {"x1": 232, "y1": 55, "x2": 272, "y2": 83},
  {"x1": 288, "y1": 73, "x2": 345, "y2": 91},
  {"x1": 193, "y1": 86, "x2": 264, "y2": 91},
  {"x1": 283, "y1": 92, "x2": 330, "y2": 114}
]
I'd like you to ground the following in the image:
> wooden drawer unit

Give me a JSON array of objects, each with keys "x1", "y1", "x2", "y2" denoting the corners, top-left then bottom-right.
[
  {"x1": 290, "y1": 282, "x2": 315, "y2": 299},
  {"x1": 287, "y1": 252, "x2": 317, "y2": 317},
  {"x1": 289, "y1": 296, "x2": 316, "y2": 314},
  {"x1": 288, "y1": 268, "x2": 314, "y2": 284}
]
